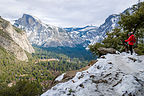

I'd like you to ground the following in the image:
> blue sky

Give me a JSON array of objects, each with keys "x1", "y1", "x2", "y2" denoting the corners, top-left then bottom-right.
[{"x1": 0, "y1": 0, "x2": 139, "y2": 27}]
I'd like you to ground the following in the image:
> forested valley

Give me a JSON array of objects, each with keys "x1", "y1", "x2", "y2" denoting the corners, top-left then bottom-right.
[{"x1": 0, "y1": 46, "x2": 92, "y2": 96}]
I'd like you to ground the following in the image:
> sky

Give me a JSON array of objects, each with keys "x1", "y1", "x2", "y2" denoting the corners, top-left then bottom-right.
[{"x1": 0, "y1": 0, "x2": 140, "y2": 27}]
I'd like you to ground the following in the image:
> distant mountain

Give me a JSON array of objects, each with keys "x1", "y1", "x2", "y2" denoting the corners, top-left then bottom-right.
[
  {"x1": 14, "y1": 14, "x2": 101, "y2": 48},
  {"x1": 14, "y1": 8, "x2": 131, "y2": 48},
  {"x1": 65, "y1": 14, "x2": 120, "y2": 46},
  {"x1": 64, "y1": 25, "x2": 98, "y2": 47},
  {"x1": 89, "y1": 14, "x2": 120, "y2": 45},
  {"x1": 14, "y1": 14, "x2": 75, "y2": 47},
  {"x1": 0, "y1": 16, "x2": 34, "y2": 61},
  {"x1": 65, "y1": 8, "x2": 135, "y2": 46}
]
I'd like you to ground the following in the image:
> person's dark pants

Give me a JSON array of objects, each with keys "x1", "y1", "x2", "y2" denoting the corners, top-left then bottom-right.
[{"x1": 129, "y1": 45, "x2": 133, "y2": 55}]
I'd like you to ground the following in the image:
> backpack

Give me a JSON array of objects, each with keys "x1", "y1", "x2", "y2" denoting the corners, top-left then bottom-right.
[{"x1": 131, "y1": 36, "x2": 136, "y2": 43}]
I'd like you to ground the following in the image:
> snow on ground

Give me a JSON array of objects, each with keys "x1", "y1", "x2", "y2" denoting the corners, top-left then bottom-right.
[
  {"x1": 55, "y1": 73, "x2": 66, "y2": 82},
  {"x1": 41, "y1": 53, "x2": 144, "y2": 96}
]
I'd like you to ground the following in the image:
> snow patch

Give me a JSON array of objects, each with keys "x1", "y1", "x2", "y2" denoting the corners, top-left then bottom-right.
[
  {"x1": 55, "y1": 73, "x2": 66, "y2": 82},
  {"x1": 115, "y1": 75, "x2": 141, "y2": 95}
]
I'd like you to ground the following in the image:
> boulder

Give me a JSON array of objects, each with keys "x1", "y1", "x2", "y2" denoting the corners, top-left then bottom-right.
[{"x1": 98, "y1": 47, "x2": 116, "y2": 56}]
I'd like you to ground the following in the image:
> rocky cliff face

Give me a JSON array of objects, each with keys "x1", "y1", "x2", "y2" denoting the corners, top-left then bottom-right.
[
  {"x1": 14, "y1": 14, "x2": 75, "y2": 47},
  {"x1": 0, "y1": 17, "x2": 34, "y2": 61},
  {"x1": 41, "y1": 53, "x2": 144, "y2": 96}
]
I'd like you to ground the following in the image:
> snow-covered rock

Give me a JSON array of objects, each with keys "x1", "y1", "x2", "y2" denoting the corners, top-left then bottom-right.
[
  {"x1": 55, "y1": 73, "x2": 66, "y2": 82},
  {"x1": 41, "y1": 53, "x2": 144, "y2": 96}
]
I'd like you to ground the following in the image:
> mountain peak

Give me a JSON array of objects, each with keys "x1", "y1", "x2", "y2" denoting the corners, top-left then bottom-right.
[
  {"x1": 14, "y1": 14, "x2": 42, "y2": 28},
  {"x1": 22, "y1": 13, "x2": 42, "y2": 23},
  {"x1": 22, "y1": 13, "x2": 32, "y2": 18},
  {"x1": 14, "y1": 14, "x2": 76, "y2": 47}
]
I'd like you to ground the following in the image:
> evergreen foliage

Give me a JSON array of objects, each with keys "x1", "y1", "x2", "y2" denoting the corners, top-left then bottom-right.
[
  {"x1": 119, "y1": 2, "x2": 144, "y2": 33},
  {"x1": 89, "y1": 28, "x2": 127, "y2": 56},
  {"x1": 89, "y1": 2, "x2": 144, "y2": 55},
  {"x1": 88, "y1": 43, "x2": 104, "y2": 56},
  {"x1": 0, "y1": 80, "x2": 42, "y2": 96},
  {"x1": 0, "y1": 46, "x2": 89, "y2": 94},
  {"x1": 33, "y1": 45, "x2": 94, "y2": 61}
]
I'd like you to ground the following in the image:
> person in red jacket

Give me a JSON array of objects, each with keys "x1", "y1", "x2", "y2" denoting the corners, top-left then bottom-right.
[{"x1": 125, "y1": 32, "x2": 136, "y2": 55}]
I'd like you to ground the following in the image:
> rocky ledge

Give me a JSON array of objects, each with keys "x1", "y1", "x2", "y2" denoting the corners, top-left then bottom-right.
[{"x1": 41, "y1": 53, "x2": 144, "y2": 96}]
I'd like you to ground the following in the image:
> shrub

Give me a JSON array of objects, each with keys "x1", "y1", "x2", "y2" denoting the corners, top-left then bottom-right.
[{"x1": 0, "y1": 80, "x2": 42, "y2": 96}]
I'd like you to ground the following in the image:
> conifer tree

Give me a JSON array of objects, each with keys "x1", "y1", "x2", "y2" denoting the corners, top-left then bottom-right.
[{"x1": 89, "y1": 2, "x2": 144, "y2": 55}]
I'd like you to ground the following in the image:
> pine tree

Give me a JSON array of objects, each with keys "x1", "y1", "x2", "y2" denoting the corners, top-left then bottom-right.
[
  {"x1": 119, "y1": 3, "x2": 144, "y2": 38},
  {"x1": 118, "y1": 2, "x2": 144, "y2": 54},
  {"x1": 89, "y1": 2, "x2": 144, "y2": 55}
]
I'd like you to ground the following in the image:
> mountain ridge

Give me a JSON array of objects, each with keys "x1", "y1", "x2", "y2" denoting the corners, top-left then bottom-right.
[
  {"x1": 13, "y1": 13, "x2": 120, "y2": 48},
  {"x1": 12, "y1": 6, "x2": 133, "y2": 49},
  {"x1": 14, "y1": 14, "x2": 76, "y2": 47}
]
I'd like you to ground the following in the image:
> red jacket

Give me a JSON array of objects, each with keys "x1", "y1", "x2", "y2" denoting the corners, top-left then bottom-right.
[{"x1": 125, "y1": 35, "x2": 136, "y2": 45}]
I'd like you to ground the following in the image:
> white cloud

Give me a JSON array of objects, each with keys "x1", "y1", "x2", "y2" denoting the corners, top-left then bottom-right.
[{"x1": 0, "y1": 0, "x2": 139, "y2": 27}]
